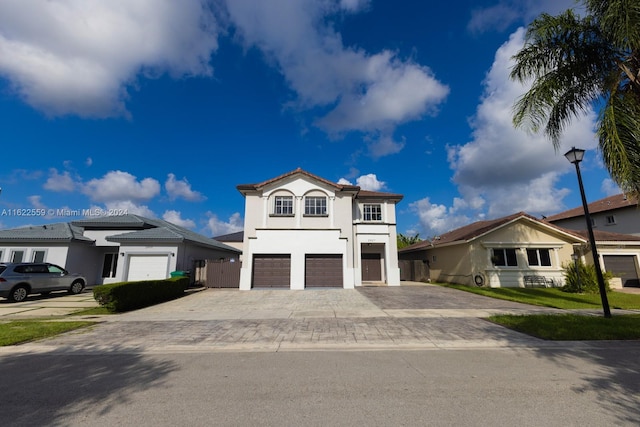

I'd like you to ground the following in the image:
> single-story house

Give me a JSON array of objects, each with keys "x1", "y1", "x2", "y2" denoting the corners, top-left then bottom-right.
[
  {"x1": 236, "y1": 168, "x2": 403, "y2": 289},
  {"x1": 399, "y1": 212, "x2": 640, "y2": 289},
  {"x1": 0, "y1": 214, "x2": 241, "y2": 285}
]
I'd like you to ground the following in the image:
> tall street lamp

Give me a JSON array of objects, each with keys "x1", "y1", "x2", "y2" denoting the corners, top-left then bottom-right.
[{"x1": 564, "y1": 147, "x2": 612, "y2": 318}]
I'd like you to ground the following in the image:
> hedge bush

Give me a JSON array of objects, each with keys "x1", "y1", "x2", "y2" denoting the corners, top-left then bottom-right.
[
  {"x1": 93, "y1": 277, "x2": 189, "y2": 313},
  {"x1": 562, "y1": 261, "x2": 612, "y2": 294}
]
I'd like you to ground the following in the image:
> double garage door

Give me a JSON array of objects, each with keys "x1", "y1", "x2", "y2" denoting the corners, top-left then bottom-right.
[{"x1": 251, "y1": 254, "x2": 343, "y2": 288}]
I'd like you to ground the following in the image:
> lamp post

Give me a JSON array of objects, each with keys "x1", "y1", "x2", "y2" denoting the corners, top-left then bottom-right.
[{"x1": 564, "y1": 147, "x2": 612, "y2": 318}]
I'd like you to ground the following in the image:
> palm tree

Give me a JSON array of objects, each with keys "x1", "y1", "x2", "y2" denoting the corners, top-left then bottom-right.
[
  {"x1": 397, "y1": 233, "x2": 421, "y2": 249},
  {"x1": 510, "y1": 0, "x2": 640, "y2": 196}
]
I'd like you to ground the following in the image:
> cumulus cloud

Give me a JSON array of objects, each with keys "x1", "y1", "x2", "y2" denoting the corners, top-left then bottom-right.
[
  {"x1": 99, "y1": 201, "x2": 156, "y2": 218},
  {"x1": 338, "y1": 173, "x2": 387, "y2": 191},
  {"x1": 165, "y1": 173, "x2": 205, "y2": 201},
  {"x1": 206, "y1": 212, "x2": 243, "y2": 236},
  {"x1": 83, "y1": 170, "x2": 160, "y2": 203},
  {"x1": 410, "y1": 27, "x2": 597, "y2": 235},
  {"x1": 225, "y1": 0, "x2": 448, "y2": 154},
  {"x1": 0, "y1": 0, "x2": 219, "y2": 117},
  {"x1": 28, "y1": 195, "x2": 46, "y2": 209},
  {"x1": 601, "y1": 179, "x2": 622, "y2": 197},
  {"x1": 468, "y1": 0, "x2": 578, "y2": 33},
  {"x1": 44, "y1": 169, "x2": 77, "y2": 192},
  {"x1": 163, "y1": 210, "x2": 196, "y2": 229}
]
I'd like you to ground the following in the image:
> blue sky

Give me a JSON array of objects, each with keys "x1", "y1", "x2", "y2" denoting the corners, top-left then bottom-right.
[{"x1": 0, "y1": 0, "x2": 619, "y2": 238}]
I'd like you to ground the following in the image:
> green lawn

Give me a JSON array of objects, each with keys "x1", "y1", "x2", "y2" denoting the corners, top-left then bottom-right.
[
  {"x1": 0, "y1": 321, "x2": 96, "y2": 346},
  {"x1": 489, "y1": 314, "x2": 640, "y2": 340},
  {"x1": 436, "y1": 283, "x2": 640, "y2": 310}
]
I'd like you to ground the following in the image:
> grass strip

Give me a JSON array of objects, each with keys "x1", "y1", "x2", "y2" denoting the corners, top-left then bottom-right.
[
  {"x1": 489, "y1": 314, "x2": 640, "y2": 340},
  {"x1": 0, "y1": 321, "x2": 95, "y2": 346},
  {"x1": 435, "y1": 283, "x2": 640, "y2": 310}
]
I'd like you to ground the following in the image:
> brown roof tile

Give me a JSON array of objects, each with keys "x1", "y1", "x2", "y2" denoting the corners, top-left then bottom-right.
[{"x1": 545, "y1": 193, "x2": 637, "y2": 221}]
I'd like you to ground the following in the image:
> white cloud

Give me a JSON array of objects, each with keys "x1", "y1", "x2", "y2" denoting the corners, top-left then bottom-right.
[
  {"x1": 0, "y1": 0, "x2": 219, "y2": 117},
  {"x1": 337, "y1": 178, "x2": 352, "y2": 185},
  {"x1": 44, "y1": 169, "x2": 77, "y2": 192},
  {"x1": 83, "y1": 170, "x2": 160, "y2": 203},
  {"x1": 601, "y1": 179, "x2": 622, "y2": 197},
  {"x1": 165, "y1": 173, "x2": 205, "y2": 202},
  {"x1": 224, "y1": 0, "x2": 449, "y2": 155},
  {"x1": 356, "y1": 174, "x2": 386, "y2": 191},
  {"x1": 28, "y1": 195, "x2": 46, "y2": 209},
  {"x1": 206, "y1": 212, "x2": 243, "y2": 236},
  {"x1": 100, "y1": 201, "x2": 155, "y2": 218},
  {"x1": 85, "y1": 157, "x2": 93, "y2": 167},
  {"x1": 447, "y1": 28, "x2": 596, "y2": 217},
  {"x1": 365, "y1": 134, "x2": 405, "y2": 158},
  {"x1": 467, "y1": 0, "x2": 578, "y2": 33},
  {"x1": 409, "y1": 197, "x2": 472, "y2": 237},
  {"x1": 163, "y1": 210, "x2": 196, "y2": 229}
]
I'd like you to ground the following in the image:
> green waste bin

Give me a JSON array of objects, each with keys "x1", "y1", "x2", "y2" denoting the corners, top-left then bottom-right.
[{"x1": 170, "y1": 270, "x2": 188, "y2": 278}]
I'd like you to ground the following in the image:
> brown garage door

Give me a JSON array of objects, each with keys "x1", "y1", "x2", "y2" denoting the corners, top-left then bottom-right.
[
  {"x1": 305, "y1": 254, "x2": 343, "y2": 288},
  {"x1": 603, "y1": 255, "x2": 640, "y2": 287},
  {"x1": 252, "y1": 255, "x2": 291, "y2": 288}
]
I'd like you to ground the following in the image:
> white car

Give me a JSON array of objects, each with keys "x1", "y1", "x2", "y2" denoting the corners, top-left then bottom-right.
[{"x1": 0, "y1": 262, "x2": 86, "y2": 302}]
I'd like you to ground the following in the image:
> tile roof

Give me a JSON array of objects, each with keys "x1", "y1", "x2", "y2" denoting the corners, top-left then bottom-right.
[
  {"x1": 212, "y1": 231, "x2": 244, "y2": 242},
  {"x1": 569, "y1": 229, "x2": 640, "y2": 242},
  {"x1": 545, "y1": 193, "x2": 637, "y2": 221},
  {"x1": 0, "y1": 222, "x2": 94, "y2": 243},
  {"x1": 236, "y1": 168, "x2": 402, "y2": 201},
  {"x1": 399, "y1": 212, "x2": 585, "y2": 252},
  {"x1": 103, "y1": 215, "x2": 241, "y2": 252}
]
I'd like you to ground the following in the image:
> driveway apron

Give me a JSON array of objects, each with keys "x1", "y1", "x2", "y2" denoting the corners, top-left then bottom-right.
[{"x1": 5, "y1": 284, "x2": 576, "y2": 354}]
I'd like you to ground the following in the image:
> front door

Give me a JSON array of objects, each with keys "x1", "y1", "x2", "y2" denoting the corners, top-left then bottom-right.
[{"x1": 362, "y1": 253, "x2": 382, "y2": 281}]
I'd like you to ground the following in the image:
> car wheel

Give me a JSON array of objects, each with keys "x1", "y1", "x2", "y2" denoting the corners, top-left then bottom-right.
[
  {"x1": 9, "y1": 285, "x2": 29, "y2": 303},
  {"x1": 69, "y1": 280, "x2": 84, "y2": 295}
]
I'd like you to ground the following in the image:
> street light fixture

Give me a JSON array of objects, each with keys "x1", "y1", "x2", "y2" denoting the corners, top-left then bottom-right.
[{"x1": 564, "y1": 147, "x2": 612, "y2": 318}]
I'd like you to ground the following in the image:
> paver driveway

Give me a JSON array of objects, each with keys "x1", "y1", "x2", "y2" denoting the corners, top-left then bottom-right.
[{"x1": 4, "y1": 283, "x2": 572, "y2": 354}]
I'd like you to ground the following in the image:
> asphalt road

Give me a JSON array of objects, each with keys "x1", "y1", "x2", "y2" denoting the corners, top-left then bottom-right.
[{"x1": 2, "y1": 346, "x2": 639, "y2": 426}]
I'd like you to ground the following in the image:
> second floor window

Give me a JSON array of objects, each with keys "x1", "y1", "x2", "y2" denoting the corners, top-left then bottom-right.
[
  {"x1": 305, "y1": 196, "x2": 327, "y2": 216},
  {"x1": 606, "y1": 215, "x2": 616, "y2": 225},
  {"x1": 363, "y1": 204, "x2": 382, "y2": 221},
  {"x1": 274, "y1": 196, "x2": 293, "y2": 215}
]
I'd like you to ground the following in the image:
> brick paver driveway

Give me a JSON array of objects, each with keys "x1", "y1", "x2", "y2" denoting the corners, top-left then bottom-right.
[{"x1": 4, "y1": 284, "x2": 568, "y2": 354}]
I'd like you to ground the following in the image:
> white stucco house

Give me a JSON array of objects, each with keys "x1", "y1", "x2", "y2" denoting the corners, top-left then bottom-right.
[
  {"x1": 236, "y1": 168, "x2": 403, "y2": 290},
  {"x1": 0, "y1": 214, "x2": 241, "y2": 285}
]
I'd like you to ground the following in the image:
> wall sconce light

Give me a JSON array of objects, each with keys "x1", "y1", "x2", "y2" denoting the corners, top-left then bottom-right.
[
  {"x1": 120, "y1": 253, "x2": 124, "y2": 257},
  {"x1": 171, "y1": 252, "x2": 175, "y2": 257}
]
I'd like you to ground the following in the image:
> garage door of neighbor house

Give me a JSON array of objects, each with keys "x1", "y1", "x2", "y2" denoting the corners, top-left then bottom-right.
[
  {"x1": 305, "y1": 254, "x2": 343, "y2": 288},
  {"x1": 604, "y1": 255, "x2": 640, "y2": 287},
  {"x1": 252, "y1": 255, "x2": 291, "y2": 288},
  {"x1": 362, "y1": 253, "x2": 382, "y2": 281},
  {"x1": 127, "y1": 255, "x2": 169, "y2": 281}
]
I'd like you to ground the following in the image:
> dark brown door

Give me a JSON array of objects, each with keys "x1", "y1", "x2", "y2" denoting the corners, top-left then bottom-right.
[
  {"x1": 362, "y1": 253, "x2": 382, "y2": 281},
  {"x1": 252, "y1": 255, "x2": 291, "y2": 288},
  {"x1": 305, "y1": 254, "x2": 343, "y2": 288},
  {"x1": 603, "y1": 255, "x2": 640, "y2": 287}
]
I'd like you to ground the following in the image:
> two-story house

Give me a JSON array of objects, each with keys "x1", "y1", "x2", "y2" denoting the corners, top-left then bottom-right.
[
  {"x1": 546, "y1": 193, "x2": 639, "y2": 235},
  {"x1": 236, "y1": 169, "x2": 403, "y2": 290}
]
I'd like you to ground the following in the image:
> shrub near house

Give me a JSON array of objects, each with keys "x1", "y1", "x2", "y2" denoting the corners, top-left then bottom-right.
[{"x1": 93, "y1": 277, "x2": 188, "y2": 312}]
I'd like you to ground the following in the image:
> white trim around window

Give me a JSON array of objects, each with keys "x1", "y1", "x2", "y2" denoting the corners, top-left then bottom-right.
[
  {"x1": 272, "y1": 195, "x2": 294, "y2": 216},
  {"x1": 31, "y1": 249, "x2": 47, "y2": 263},
  {"x1": 362, "y1": 204, "x2": 382, "y2": 222}
]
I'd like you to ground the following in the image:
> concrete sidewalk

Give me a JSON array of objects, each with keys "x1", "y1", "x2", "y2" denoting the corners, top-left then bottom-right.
[
  {"x1": 3, "y1": 283, "x2": 637, "y2": 354},
  {"x1": 0, "y1": 291, "x2": 99, "y2": 318}
]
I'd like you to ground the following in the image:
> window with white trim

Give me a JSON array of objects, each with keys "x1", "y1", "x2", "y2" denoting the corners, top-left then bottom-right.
[
  {"x1": 304, "y1": 196, "x2": 327, "y2": 216},
  {"x1": 526, "y1": 248, "x2": 551, "y2": 266},
  {"x1": 102, "y1": 253, "x2": 118, "y2": 278},
  {"x1": 273, "y1": 196, "x2": 294, "y2": 216},
  {"x1": 363, "y1": 204, "x2": 382, "y2": 222},
  {"x1": 0, "y1": 250, "x2": 3, "y2": 262},
  {"x1": 11, "y1": 250, "x2": 24, "y2": 263},
  {"x1": 492, "y1": 248, "x2": 517, "y2": 267},
  {"x1": 606, "y1": 215, "x2": 616, "y2": 225},
  {"x1": 31, "y1": 250, "x2": 46, "y2": 263}
]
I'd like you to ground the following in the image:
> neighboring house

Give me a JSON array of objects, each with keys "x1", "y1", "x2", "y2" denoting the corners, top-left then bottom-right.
[
  {"x1": 399, "y1": 212, "x2": 585, "y2": 288},
  {"x1": 236, "y1": 168, "x2": 403, "y2": 289},
  {"x1": 0, "y1": 214, "x2": 240, "y2": 286},
  {"x1": 399, "y1": 212, "x2": 640, "y2": 289},
  {"x1": 546, "y1": 193, "x2": 640, "y2": 235}
]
